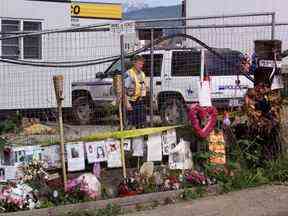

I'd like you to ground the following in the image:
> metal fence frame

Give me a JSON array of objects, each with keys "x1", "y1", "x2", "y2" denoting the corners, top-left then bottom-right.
[{"x1": 1, "y1": 12, "x2": 288, "y2": 127}]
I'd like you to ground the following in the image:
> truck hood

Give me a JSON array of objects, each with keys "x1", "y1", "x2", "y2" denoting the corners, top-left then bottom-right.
[{"x1": 72, "y1": 78, "x2": 113, "y2": 87}]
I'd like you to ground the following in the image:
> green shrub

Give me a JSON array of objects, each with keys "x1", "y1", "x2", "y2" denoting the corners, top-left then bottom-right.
[{"x1": 264, "y1": 156, "x2": 288, "y2": 182}]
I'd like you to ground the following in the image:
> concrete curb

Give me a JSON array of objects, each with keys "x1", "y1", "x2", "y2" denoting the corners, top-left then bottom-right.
[{"x1": 1, "y1": 189, "x2": 185, "y2": 216}]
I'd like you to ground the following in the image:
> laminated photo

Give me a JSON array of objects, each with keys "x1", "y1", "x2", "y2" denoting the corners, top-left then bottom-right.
[
  {"x1": 42, "y1": 145, "x2": 61, "y2": 169},
  {"x1": 162, "y1": 129, "x2": 177, "y2": 155},
  {"x1": 169, "y1": 139, "x2": 193, "y2": 170},
  {"x1": 123, "y1": 139, "x2": 131, "y2": 151},
  {"x1": 106, "y1": 139, "x2": 122, "y2": 168},
  {"x1": 0, "y1": 167, "x2": 5, "y2": 181},
  {"x1": 0, "y1": 166, "x2": 17, "y2": 181},
  {"x1": 67, "y1": 142, "x2": 85, "y2": 172},
  {"x1": 132, "y1": 137, "x2": 144, "y2": 157},
  {"x1": 24, "y1": 146, "x2": 43, "y2": 163},
  {"x1": 147, "y1": 133, "x2": 162, "y2": 162},
  {"x1": 85, "y1": 141, "x2": 107, "y2": 164},
  {"x1": 13, "y1": 147, "x2": 26, "y2": 166},
  {"x1": 13, "y1": 145, "x2": 43, "y2": 166},
  {"x1": 5, "y1": 166, "x2": 17, "y2": 181}
]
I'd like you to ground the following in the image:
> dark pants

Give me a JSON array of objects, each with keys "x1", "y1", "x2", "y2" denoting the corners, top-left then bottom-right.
[{"x1": 127, "y1": 99, "x2": 146, "y2": 128}]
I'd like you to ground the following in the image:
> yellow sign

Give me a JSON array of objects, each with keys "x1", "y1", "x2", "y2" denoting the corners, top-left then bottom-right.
[
  {"x1": 71, "y1": 3, "x2": 122, "y2": 20},
  {"x1": 208, "y1": 131, "x2": 226, "y2": 165}
]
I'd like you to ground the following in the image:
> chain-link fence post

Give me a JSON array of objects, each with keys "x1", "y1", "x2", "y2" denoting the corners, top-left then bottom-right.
[
  {"x1": 120, "y1": 34, "x2": 127, "y2": 178},
  {"x1": 271, "y1": 12, "x2": 276, "y2": 40},
  {"x1": 120, "y1": 34, "x2": 127, "y2": 129},
  {"x1": 150, "y1": 29, "x2": 154, "y2": 126}
]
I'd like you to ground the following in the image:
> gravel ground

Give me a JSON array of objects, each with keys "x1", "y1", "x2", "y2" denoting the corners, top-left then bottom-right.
[{"x1": 129, "y1": 185, "x2": 288, "y2": 216}]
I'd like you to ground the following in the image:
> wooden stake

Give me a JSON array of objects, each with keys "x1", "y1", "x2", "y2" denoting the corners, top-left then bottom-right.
[
  {"x1": 53, "y1": 75, "x2": 67, "y2": 190},
  {"x1": 119, "y1": 109, "x2": 127, "y2": 178},
  {"x1": 114, "y1": 75, "x2": 127, "y2": 178}
]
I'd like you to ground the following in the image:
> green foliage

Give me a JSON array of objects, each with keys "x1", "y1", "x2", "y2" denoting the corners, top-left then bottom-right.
[
  {"x1": 0, "y1": 120, "x2": 17, "y2": 135},
  {"x1": 142, "y1": 177, "x2": 157, "y2": 194},
  {"x1": 0, "y1": 112, "x2": 22, "y2": 135},
  {"x1": 0, "y1": 137, "x2": 8, "y2": 151},
  {"x1": 219, "y1": 168, "x2": 269, "y2": 193},
  {"x1": 181, "y1": 186, "x2": 206, "y2": 200},
  {"x1": 59, "y1": 188, "x2": 94, "y2": 205},
  {"x1": 61, "y1": 204, "x2": 122, "y2": 216},
  {"x1": 39, "y1": 200, "x2": 54, "y2": 209},
  {"x1": 0, "y1": 201, "x2": 23, "y2": 213},
  {"x1": 264, "y1": 156, "x2": 288, "y2": 182},
  {"x1": 95, "y1": 203, "x2": 122, "y2": 216},
  {"x1": 230, "y1": 137, "x2": 263, "y2": 169}
]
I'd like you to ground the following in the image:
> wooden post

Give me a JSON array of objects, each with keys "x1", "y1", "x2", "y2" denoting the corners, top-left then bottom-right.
[
  {"x1": 53, "y1": 75, "x2": 67, "y2": 189},
  {"x1": 113, "y1": 75, "x2": 127, "y2": 178}
]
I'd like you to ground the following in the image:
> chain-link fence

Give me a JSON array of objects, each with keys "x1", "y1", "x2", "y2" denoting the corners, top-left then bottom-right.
[{"x1": 0, "y1": 12, "x2": 288, "y2": 146}]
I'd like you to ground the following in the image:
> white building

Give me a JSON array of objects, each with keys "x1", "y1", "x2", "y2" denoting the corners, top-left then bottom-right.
[
  {"x1": 0, "y1": 0, "x2": 126, "y2": 110},
  {"x1": 185, "y1": 0, "x2": 288, "y2": 52},
  {"x1": 184, "y1": 0, "x2": 288, "y2": 71},
  {"x1": 185, "y1": 0, "x2": 288, "y2": 22}
]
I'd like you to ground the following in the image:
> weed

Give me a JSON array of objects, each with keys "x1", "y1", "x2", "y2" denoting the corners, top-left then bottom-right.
[{"x1": 181, "y1": 186, "x2": 206, "y2": 200}]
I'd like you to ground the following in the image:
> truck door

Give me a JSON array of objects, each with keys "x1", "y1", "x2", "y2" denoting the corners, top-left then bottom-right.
[
  {"x1": 162, "y1": 50, "x2": 201, "y2": 103},
  {"x1": 141, "y1": 53, "x2": 164, "y2": 101},
  {"x1": 205, "y1": 50, "x2": 253, "y2": 106}
]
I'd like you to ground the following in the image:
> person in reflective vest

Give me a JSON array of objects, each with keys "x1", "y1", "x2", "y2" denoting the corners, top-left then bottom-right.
[{"x1": 124, "y1": 55, "x2": 147, "y2": 128}]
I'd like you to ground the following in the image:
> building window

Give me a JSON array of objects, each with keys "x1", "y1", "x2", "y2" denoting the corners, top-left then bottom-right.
[
  {"x1": 1, "y1": 19, "x2": 42, "y2": 59},
  {"x1": 1, "y1": 20, "x2": 20, "y2": 59},
  {"x1": 23, "y1": 21, "x2": 42, "y2": 59}
]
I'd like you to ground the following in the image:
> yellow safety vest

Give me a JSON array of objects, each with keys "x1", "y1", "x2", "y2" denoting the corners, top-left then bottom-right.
[{"x1": 128, "y1": 67, "x2": 146, "y2": 101}]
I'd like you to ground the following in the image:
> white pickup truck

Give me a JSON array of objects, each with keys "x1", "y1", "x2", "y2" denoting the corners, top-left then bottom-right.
[{"x1": 71, "y1": 48, "x2": 253, "y2": 124}]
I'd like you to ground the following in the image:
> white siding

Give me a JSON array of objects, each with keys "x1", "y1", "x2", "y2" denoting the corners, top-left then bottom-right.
[
  {"x1": 185, "y1": 0, "x2": 288, "y2": 53},
  {"x1": 0, "y1": 0, "x2": 125, "y2": 110},
  {"x1": 186, "y1": 0, "x2": 288, "y2": 22},
  {"x1": 0, "y1": 0, "x2": 70, "y2": 29}
]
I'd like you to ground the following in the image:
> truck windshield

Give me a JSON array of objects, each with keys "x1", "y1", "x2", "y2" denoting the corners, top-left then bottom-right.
[{"x1": 105, "y1": 59, "x2": 131, "y2": 77}]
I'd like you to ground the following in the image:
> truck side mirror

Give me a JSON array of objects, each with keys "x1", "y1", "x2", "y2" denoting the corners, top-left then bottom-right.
[{"x1": 95, "y1": 72, "x2": 105, "y2": 79}]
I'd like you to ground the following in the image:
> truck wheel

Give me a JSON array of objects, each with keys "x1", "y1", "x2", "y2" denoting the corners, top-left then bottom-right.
[
  {"x1": 72, "y1": 96, "x2": 94, "y2": 125},
  {"x1": 160, "y1": 97, "x2": 187, "y2": 125}
]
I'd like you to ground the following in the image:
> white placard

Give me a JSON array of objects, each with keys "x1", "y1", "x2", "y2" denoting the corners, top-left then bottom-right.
[
  {"x1": 5, "y1": 166, "x2": 17, "y2": 180},
  {"x1": 25, "y1": 146, "x2": 43, "y2": 163},
  {"x1": 13, "y1": 146, "x2": 42, "y2": 166},
  {"x1": 67, "y1": 142, "x2": 85, "y2": 172},
  {"x1": 132, "y1": 137, "x2": 144, "y2": 157},
  {"x1": 85, "y1": 141, "x2": 107, "y2": 164},
  {"x1": 42, "y1": 145, "x2": 61, "y2": 169},
  {"x1": 123, "y1": 139, "x2": 131, "y2": 151},
  {"x1": 106, "y1": 139, "x2": 122, "y2": 168},
  {"x1": 169, "y1": 139, "x2": 193, "y2": 170},
  {"x1": 271, "y1": 75, "x2": 284, "y2": 90},
  {"x1": 147, "y1": 133, "x2": 162, "y2": 162},
  {"x1": 198, "y1": 81, "x2": 212, "y2": 107},
  {"x1": 162, "y1": 129, "x2": 177, "y2": 156},
  {"x1": 13, "y1": 147, "x2": 26, "y2": 166},
  {"x1": 0, "y1": 166, "x2": 17, "y2": 181}
]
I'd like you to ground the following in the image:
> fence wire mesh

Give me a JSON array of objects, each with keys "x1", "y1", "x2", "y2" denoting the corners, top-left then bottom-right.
[{"x1": 0, "y1": 13, "x2": 288, "y2": 152}]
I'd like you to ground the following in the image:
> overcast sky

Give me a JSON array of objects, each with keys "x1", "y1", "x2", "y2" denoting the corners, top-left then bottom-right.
[{"x1": 81, "y1": 0, "x2": 180, "y2": 7}]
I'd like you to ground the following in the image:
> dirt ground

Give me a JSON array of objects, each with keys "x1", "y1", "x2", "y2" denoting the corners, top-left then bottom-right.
[{"x1": 129, "y1": 185, "x2": 288, "y2": 216}]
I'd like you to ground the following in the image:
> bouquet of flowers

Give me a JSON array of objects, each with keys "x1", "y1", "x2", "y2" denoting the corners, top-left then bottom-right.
[{"x1": 0, "y1": 183, "x2": 39, "y2": 212}]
